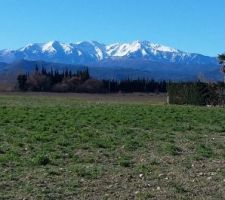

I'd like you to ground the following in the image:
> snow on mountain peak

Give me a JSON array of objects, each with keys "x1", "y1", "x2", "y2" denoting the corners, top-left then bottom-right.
[
  {"x1": 40, "y1": 41, "x2": 73, "y2": 55},
  {"x1": 106, "y1": 41, "x2": 142, "y2": 57},
  {"x1": 19, "y1": 43, "x2": 41, "y2": 52},
  {"x1": 150, "y1": 43, "x2": 179, "y2": 53},
  {"x1": 74, "y1": 41, "x2": 105, "y2": 60},
  {"x1": 42, "y1": 41, "x2": 58, "y2": 53},
  {"x1": 61, "y1": 43, "x2": 73, "y2": 54},
  {"x1": 105, "y1": 40, "x2": 180, "y2": 57}
]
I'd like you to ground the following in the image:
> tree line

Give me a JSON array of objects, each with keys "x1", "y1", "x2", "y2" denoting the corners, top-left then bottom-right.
[
  {"x1": 17, "y1": 66, "x2": 167, "y2": 93},
  {"x1": 102, "y1": 79, "x2": 166, "y2": 93}
]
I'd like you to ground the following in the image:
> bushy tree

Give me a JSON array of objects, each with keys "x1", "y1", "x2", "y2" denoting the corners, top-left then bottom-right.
[
  {"x1": 218, "y1": 54, "x2": 225, "y2": 64},
  {"x1": 17, "y1": 74, "x2": 28, "y2": 91},
  {"x1": 27, "y1": 73, "x2": 51, "y2": 91},
  {"x1": 219, "y1": 53, "x2": 225, "y2": 83}
]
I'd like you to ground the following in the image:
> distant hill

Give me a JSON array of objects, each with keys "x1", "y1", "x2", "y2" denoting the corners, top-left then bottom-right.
[{"x1": 0, "y1": 60, "x2": 222, "y2": 85}]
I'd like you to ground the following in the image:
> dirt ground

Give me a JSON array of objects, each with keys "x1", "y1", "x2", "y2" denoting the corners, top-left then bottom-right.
[{"x1": 0, "y1": 92, "x2": 167, "y2": 104}]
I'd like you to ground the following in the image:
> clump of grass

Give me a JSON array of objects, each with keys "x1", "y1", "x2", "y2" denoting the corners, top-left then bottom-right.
[
  {"x1": 196, "y1": 144, "x2": 213, "y2": 159},
  {"x1": 34, "y1": 154, "x2": 51, "y2": 166},
  {"x1": 125, "y1": 139, "x2": 143, "y2": 151},
  {"x1": 161, "y1": 143, "x2": 183, "y2": 156},
  {"x1": 171, "y1": 182, "x2": 188, "y2": 194},
  {"x1": 150, "y1": 159, "x2": 160, "y2": 166},
  {"x1": 74, "y1": 154, "x2": 96, "y2": 164},
  {"x1": 93, "y1": 138, "x2": 113, "y2": 149},
  {"x1": 72, "y1": 164, "x2": 102, "y2": 179},
  {"x1": 118, "y1": 156, "x2": 133, "y2": 167},
  {"x1": 136, "y1": 192, "x2": 155, "y2": 199},
  {"x1": 136, "y1": 164, "x2": 155, "y2": 175},
  {"x1": 48, "y1": 169, "x2": 61, "y2": 176},
  {"x1": 0, "y1": 148, "x2": 5, "y2": 154}
]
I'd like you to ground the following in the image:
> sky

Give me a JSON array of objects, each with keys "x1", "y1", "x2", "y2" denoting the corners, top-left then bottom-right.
[{"x1": 0, "y1": 0, "x2": 224, "y2": 56}]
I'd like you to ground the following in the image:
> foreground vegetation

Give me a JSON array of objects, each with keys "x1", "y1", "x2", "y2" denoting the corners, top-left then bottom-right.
[{"x1": 0, "y1": 94, "x2": 225, "y2": 199}]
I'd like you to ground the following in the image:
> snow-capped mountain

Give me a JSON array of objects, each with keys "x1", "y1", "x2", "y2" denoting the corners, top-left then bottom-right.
[{"x1": 0, "y1": 40, "x2": 218, "y2": 66}]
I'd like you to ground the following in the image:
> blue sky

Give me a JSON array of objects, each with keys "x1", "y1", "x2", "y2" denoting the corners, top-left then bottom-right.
[{"x1": 0, "y1": 0, "x2": 224, "y2": 56}]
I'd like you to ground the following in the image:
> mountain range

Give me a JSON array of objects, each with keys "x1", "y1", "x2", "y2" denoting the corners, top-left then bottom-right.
[{"x1": 0, "y1": 40, "x2": 221, "y2": 81}]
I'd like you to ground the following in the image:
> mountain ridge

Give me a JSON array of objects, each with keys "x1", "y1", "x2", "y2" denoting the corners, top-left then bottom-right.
[
  {"x1": 0, "y1": 40, "x2": 221, "y2": 82},
  {"x1": 0, "y1": 40, "x2": 218, "y2": 66}
]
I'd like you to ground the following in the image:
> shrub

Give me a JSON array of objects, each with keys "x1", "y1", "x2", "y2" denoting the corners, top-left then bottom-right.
[
  {"x1": 52, "y1": 83, "x2": 70, "y2": 92},
  {"x1": 27, "y1": 74, "x2": 51, "y2": 91},
  {"x1": 167, "y1": 82, "x2": 219, "y2": 106},
  {"x1": 77, "y1": 79, "x2": 104, "y2": 93}
]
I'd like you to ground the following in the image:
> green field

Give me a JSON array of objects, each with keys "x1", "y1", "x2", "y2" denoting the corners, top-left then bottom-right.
[{"x1": 0, "y1": 94, "x2": 225, "y2": 199}]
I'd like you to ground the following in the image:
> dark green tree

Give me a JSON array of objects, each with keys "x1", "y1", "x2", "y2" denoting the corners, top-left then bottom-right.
[
  {"x1": 219, "y1": 53, "x2": 225, "y2": 83},
  {"x1": 17, "y1": 74, "x2": 27, "y2": 91},
  {"x1": 218, "y1": 53, "x2": 225, "y2": 64}
]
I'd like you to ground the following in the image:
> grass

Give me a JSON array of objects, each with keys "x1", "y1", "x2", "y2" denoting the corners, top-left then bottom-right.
[{"x1": 0, "y1": 93, "x2": 225, "y2": 199}]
